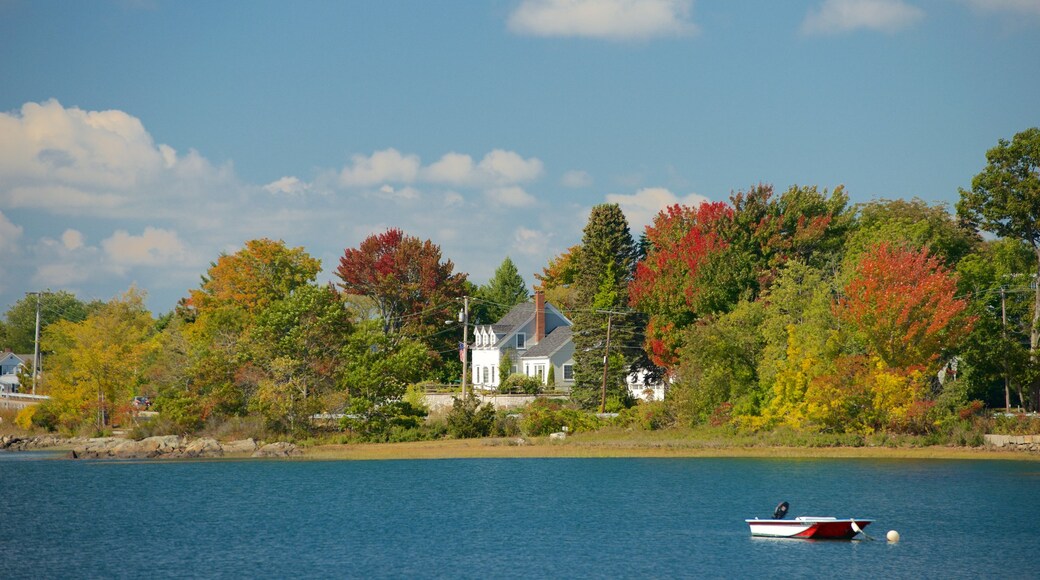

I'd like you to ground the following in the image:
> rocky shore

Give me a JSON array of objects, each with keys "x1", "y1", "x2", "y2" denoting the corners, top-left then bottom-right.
[{"x1": 0, "y1": 434, "x2": 301, "y2": 459}]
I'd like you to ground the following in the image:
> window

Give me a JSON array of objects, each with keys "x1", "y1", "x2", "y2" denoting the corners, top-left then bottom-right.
[
  {"x1": 516, "y1": 333, "x2": 526, "y2": 349},
  {"x1": 482, "y1": 366, "x2": 489, "y2": 384},
  {"x1": 536, "y1": 365, "x2": 544, "y2": 380},
  {"x1": 511, "y1": 365, "x2": 517, "y2": 374},
  {"x1": 563, "y1": 364, "x2": 574, "y2": 381}
]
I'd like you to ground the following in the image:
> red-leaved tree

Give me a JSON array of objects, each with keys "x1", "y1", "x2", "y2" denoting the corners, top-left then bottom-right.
[
  {"x1": 337, "y1": 229, "x2": 467, "y2": 338},
  {"x1": 837, "y1": 242, "x2": 973, "y2": 369},
  {"x1": 629, "y1": 202, "x2": 732, "y2": 366}
]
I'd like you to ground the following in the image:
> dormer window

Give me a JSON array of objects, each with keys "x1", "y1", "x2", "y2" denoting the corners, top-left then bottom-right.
[{"x1": 516, "y1": 332, "x2": 526, "y2": 350}]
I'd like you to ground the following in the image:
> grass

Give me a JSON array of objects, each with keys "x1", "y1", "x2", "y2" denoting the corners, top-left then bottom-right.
[{"x1": 301, "y1": 427, "x2": 1040, "y2": 461}]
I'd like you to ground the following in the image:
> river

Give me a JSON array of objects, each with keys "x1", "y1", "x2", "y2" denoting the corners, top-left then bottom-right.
[{"x1": 1, "y1": 453, "x2": 1037, "y2": 578}]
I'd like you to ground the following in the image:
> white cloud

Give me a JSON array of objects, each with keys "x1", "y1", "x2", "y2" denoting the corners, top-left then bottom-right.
[
  {"x1": 376, "y1": 184, "x2": 422, "y2": 201},
  {"x1": 61, "y1": 229, "x2": 84, "y2": 250},
  {"x1": 561, "y1": 169, "x2": 593, "y2": 188},
  {"x1": 424, "y1": 152, "x2": 476, "y2": 184},
  {"x1": 101, "y1": 227, "x2": 188, "y2": 269},
  {"x1": 0, "y1": 211, "x2": 23, "y2": 254},
  {"x1": 801, "y1": 0, "x2": 925, "y2": 35},
  {"x1": 0, "y1": 100, "x2": 238, "y2": 219},
  {"x1": 962, "y1": 0, "x2": 1040, "y2": 16},
  {"x1": 508, "y1": 0, "x2": 697, "y2": 40},
  {"x1": 512, "y1": 227, "x2": 551, "y2": 257},
  {"x1": 477, "y1": 150, "x2": 544, "y2": 184},
  {"x1": 338, "y1": 148, "x2": 420, "y2": 187},
  {"x1": 606, "y1": 187, "x2": 709, "y2": 234},
  {"x1": 485, "y1": 186, "x2": 538, "y2": 207},
  {"x1": 264, "y1": 176, "x2": 310, "y2": 195}
]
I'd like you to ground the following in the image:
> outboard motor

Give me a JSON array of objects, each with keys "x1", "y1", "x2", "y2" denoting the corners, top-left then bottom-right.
[{"x1": 773, "y1": 501, "x2": 789, "y2": 520}]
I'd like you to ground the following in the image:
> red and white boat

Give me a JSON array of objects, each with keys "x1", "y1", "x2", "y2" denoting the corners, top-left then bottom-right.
[{"x1": 746, "y1": 502, "x2": 873, "y2": 539}]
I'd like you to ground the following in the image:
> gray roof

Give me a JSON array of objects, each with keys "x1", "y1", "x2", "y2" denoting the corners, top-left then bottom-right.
[
  {"x1": 496, "y1": 303, "x2": 535, "y2": 328},
  {"x1": 522, "y1": 326, "x2": 572, "y2": 358}
]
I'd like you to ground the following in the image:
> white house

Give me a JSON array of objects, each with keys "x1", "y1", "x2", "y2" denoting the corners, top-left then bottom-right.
[
  {"x1": 0, "y1": 351, "x2": 29, "y2": 394},
  {"x1": 468, "y1": 292, "x2": 666, "y2": 400},
  {"x1": 470, "y1": 292, "x2": 574, "y2": 391}
]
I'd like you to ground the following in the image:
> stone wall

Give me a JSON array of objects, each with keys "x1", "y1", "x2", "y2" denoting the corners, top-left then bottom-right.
[
  {"x1": 424, "y1": 393, "x2": 547, "y2": 412},
  {"x1": 983, "y1": 434, "x2": 1040, "y2": 452}
]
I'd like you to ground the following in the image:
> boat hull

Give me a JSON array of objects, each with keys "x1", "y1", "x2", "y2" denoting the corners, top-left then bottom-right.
[{"x1": 745, "y1": 518, "x2": 873, "y2": 539}]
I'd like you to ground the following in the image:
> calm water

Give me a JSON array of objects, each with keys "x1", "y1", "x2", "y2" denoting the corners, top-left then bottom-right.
[{"x1": 1, "y1": 453, "x2": 1038, "y2": 579}]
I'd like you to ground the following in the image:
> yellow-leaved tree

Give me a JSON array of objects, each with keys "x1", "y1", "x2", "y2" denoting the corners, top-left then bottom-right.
[{"x1": 39, "y1": 288, "x2": 157, "y2": 433}]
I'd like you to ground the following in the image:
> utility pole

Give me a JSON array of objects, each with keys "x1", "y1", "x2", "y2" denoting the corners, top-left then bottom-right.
[
  {"x1": 28, "y1": 291, "x2": 45, "y2": 395},
  {"x1": 1001, "y1": 287, "x2": 1010, "y2": 411},
  {"x1": 599, "y1": 312, "x2": 613, "y2": 414},
  {"x1": 461, "y1": 296, "x2": 469, "y2": 399}
]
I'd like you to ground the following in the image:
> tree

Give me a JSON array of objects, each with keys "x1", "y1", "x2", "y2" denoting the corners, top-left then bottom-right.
[
  {"x1": 847, "y1": 198, "x2": 979, "y2": 267},
  {"x1": 631, "y1": 185, "x2": 851, "y2": 369},
  {"x1": 188, "y1": 238, "x2": 321, "y2": 316},
  {"x1": 534, "y1": 245, "x2": 581, "y2": 315},
  {"x1": 37, "y1": 288, "x2": 157, "y2": 432},
  {"x1": 956, "y1": 239, "x2": 1037, "y2": 409},
  {"x1": 339, "y1": 320, "x2": 433, "y2": 438},
  {"x1": 473, "y1": 257, "x2": 530, "y2": 324},
  {"x1": 3, "y1": 291, "x2": 100, "y2": 353},
  {"x1": 836, "y1": 243, "x2": 972, "y2": 370},
  {"x1": 570, "y1": 204, "x2": 639, "y2": 409},
  {"x1": 957, "y1": 127, "x2": 1040, "y2": 409},
  {"x1": 337, "y1": 229, "x2": 467, "y2": 338}
]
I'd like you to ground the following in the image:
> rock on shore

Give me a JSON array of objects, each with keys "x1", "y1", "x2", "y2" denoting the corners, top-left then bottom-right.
[
  {"x1": 67, "y1": 436, "x2": 294, "y2": 459},
  {"x1": 0, "y1": 435, "x2": 86, "y2": 451},
  {"x1": 1, "y1": 434, "x2": 301, "y2": 459}
]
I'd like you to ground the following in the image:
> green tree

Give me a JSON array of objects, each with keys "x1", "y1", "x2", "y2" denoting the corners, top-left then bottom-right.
[
  {"x1": 571, "y1": 204, "x2": 639, "y2": 410},
  {"x1": 957, "y1": 127, "x2": 1040, "y2": 409},
  {"x1": 847, "y1": 198, "x2": 979, "y2": 267},
  {"x1": 957, "y1": 239, "x2": 1037, "y2": 409},
  {"x1": 3, "y1": 291, "x2": 101, "y2": 353},
  {"x1": 339, "y1": 320, "x2": 433, "y2": 438},
  {"x1": 473, "y1": 257, "x2": 530, "y2": 324}
]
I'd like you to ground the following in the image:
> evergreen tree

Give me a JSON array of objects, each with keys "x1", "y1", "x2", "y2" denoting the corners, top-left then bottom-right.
[
  {"x1": 473, "y1": 257, "x2": 530, "y2": 324},
  {"x1": 571, "y1": 204, "x2": 639, "y2": 410}
]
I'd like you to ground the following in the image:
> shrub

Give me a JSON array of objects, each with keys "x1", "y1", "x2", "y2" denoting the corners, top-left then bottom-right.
[
  {"x1": 14, "y1": 406, "x2": 36, "y2": 431},
  {"x1": 500, "y1": 373, "x2": 542, "y2": 394},
  {"x1": 446, "y1": 395, "x2": 496, "y2": 438},
  {"x1": 616, "y1": 401, "x2": 673, "y2": 431},
  {"x1": 519, "y1": 398, "x2": 601, "y2": 436}
]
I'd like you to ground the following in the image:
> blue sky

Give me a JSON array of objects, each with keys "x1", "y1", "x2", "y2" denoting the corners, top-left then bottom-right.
[{"x1": 1, "y1": 0, "x2": 1038, "y2": 315}]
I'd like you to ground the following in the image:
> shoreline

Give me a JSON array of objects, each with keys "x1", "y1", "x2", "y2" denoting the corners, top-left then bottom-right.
[
  {"x1": 5, "y1": 432, "x2": 1039, "y2": 462},
  {"x1": 302, "y1": 437, "x2": 1040, "y2": 461}
]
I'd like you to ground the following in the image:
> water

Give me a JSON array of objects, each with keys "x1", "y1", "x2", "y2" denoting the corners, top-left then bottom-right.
[{"x1": 1, "y1": 453, "x2": 1038, "y2": 579}]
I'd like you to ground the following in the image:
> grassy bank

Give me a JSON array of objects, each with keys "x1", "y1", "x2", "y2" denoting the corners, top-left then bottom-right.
[{"x1": 302, "y1": 429, "x2": 1040, "y2": 461}]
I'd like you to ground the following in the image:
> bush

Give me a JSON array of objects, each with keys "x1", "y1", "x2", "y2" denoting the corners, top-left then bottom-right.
[
  {"x1": 519, "y1": 398, "x2": 602, "y2": 436},
  {"x1": 493, "y1": 411, "x2": 521, "y2": 437},
  {"x1": 615, "y1": 401, "x2": 673, "y2": 431},
  {"x1": 499, "y1": 373, "x2": 542, "y2": 394},
  {"x1": 14, "y1": 406, "x2": 36, "y2": 431},
  {"x1": 446, "y1": 395, "x2": 496, "y2": 438}
]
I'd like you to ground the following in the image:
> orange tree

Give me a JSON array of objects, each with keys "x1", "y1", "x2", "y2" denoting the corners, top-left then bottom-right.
[{"x1": 836, "y1": 242, "x2": 972, "y2": 370}]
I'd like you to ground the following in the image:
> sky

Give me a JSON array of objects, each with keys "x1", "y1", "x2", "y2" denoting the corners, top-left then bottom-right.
[{"x1": 1, "y1": 0, "x2": 1038, "y2": 315}]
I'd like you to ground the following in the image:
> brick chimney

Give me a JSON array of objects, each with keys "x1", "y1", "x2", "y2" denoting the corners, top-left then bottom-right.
[{"x1": 534, "y1": 290, "x2": 545, "y2": 342}]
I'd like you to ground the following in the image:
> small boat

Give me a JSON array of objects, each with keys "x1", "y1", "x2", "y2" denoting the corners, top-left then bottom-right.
[{"x1": 746, "y1": 502, "x2": 873, "y2": 539}]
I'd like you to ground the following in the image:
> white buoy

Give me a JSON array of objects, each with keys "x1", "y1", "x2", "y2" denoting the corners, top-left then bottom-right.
[{"x1": 887, "y1": 530, "x2": 900, "y2": 543}]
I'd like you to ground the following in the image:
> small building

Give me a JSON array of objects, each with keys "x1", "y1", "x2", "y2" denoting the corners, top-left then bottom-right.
[
  {"x1": 471, "y1": 292, "x2": 574, "y2": 391},
  {"x1": 0, "y1": 351, "x2": 30, "y2": 394},
  {"x1": 468, "y1": 292, "x2": 667, "y2": 400}
]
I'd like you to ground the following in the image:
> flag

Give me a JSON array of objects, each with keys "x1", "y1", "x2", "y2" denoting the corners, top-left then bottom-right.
[{"x1": 459, "y1": 341, "x2": 466, "y2": 362}]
